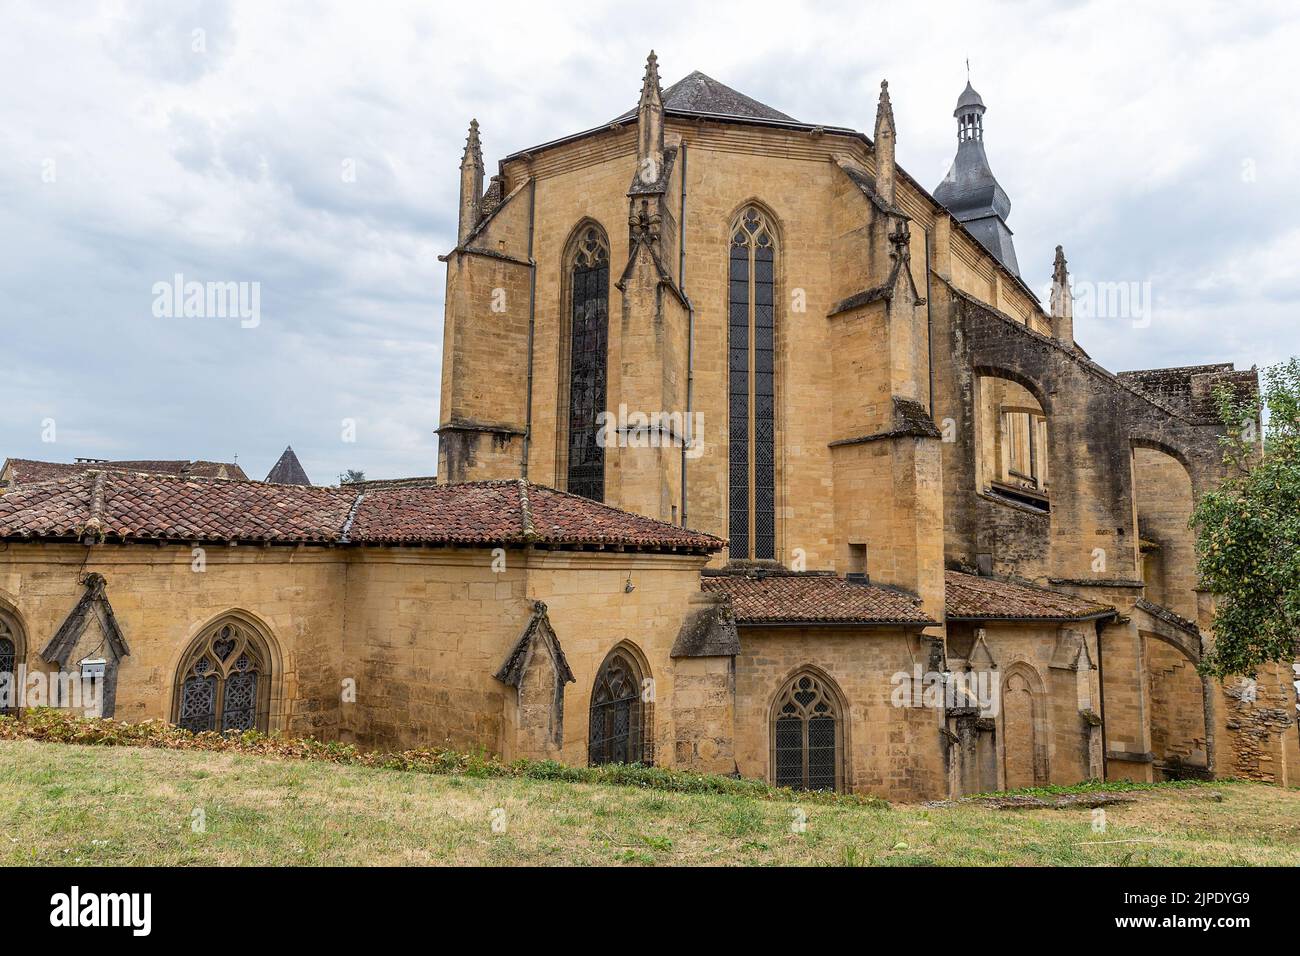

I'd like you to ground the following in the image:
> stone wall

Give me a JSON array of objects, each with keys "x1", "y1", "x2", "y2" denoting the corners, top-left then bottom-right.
[
  {"x1": 1216, "y1": 661, "x2": 1300, "y2": 784},
  {"x1": 0, "y1": 542, "x2": 347, "y2": 739},
  {"x1": 733, "y1": 626, "x2": 945, "y2": 801},
  {"x1": 0, "y1": 541, "x2": 733, "y2": 776}
]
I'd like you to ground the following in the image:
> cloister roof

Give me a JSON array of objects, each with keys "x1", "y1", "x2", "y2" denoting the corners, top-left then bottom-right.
[
  {"x1": 702, "y1": 569, "x2": 935, "y2": 626},
  {"x1": 1, "y1": 457, "x2": 248, "y2": 487},
  {"x1": 944, "y1": 571, "x2": 1115, "y2": 622},
  {"x1": 0, "y1": 471, "x2": 723, "y2": 554}
]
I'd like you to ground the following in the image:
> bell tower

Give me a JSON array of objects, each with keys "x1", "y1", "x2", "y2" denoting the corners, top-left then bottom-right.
[{"x1": 934, "y1": 74, "x2": 1020, "y2": 276}]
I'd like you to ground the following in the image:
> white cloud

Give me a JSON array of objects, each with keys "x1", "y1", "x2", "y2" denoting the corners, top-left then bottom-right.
[{"x1": 0, "y1": 0, "x2": 1296, "y2": 481}]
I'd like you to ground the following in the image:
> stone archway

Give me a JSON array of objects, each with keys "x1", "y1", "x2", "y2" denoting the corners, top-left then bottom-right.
[{"x1": 1001, "y1": 663, "x2": 1049, "y2": 789}]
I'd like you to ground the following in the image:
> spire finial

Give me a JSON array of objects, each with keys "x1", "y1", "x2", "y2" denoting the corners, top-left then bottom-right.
[
  {"x1": 874, "y1": 78, "x2": 897, "y2": 204},
  {"x1": 877, "y1": 78, "x2": 895, "y2": 128},
  {"x1": 966, "y1": 57, "x2": 971, "y2": 81},
  {"x1": 462, "y1": 118, "x2": 482, "y2": 166},
  {"x1": 641, "y1": 50, "x2": 662, "y2": 101},
  {"x1": 1049, "y1": 244, "x2": 1073, "y2": 341},
  {"x1": 458, "y1": 119, "x2": 485, "y2": 242}
]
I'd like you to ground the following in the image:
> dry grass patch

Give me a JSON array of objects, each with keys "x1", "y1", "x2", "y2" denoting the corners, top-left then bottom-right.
[{"x1": 3, "y1": 737, "x2": 1300, "y2": 866}]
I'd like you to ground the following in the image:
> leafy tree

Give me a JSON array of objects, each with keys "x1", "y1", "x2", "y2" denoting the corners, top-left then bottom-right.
[
  {"x1": 338, "y1": 469, "x2": 366, "y2": 485},
  {"x1": 1192, "y1": 358, "x2": 1300, "y2": 678}
]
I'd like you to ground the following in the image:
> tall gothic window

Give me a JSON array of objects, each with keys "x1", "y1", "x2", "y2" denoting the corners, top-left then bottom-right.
[
  {"x1": 588, "y1": 646, "x2": 653, "y2": 766},
  {"x1": 566, "y1": 227, "x2": 610, "y2": 502},
  {"x1": 174, "y1": 619, "x2": 271, "y2": 733},
  {"x1": 0, "y1": 613, "x2": 21, "y2": 717},
  {"x1": 771, "y1": 671, "x2": 842, "y2": 791},
  {"x1": 729, "y1": 206, "x2": 777, "y2": 560}
]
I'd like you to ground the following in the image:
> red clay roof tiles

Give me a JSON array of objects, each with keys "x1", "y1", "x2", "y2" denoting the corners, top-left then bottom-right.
[
  {"x1": 1, "y1": 457, "x2": 248, "y2": 485},
  {"x1": 0, "y1": 472, "x2": 722, "y2": 553},
  {"x1": 944, "y1": 570, "x2": 1114, "y2": 621},
  {"x1": 701, "y1": 570, "x2": 934, "y2": 625}
]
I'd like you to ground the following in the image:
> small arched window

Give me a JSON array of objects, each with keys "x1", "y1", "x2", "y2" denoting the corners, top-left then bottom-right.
[
  {"x1": 729, "y1": 205, "x2": 778, "y2": 560},
  {"x1": 174, "y1": 619, "x2": 271, "y2": 733},
  {"x1": 772, "y1": 671, "x2": 842, "y2": 791},
  {"x1": 0, "y1": 612, "x2": 22, "y2": 717},
  {"x1": 565, "y1": 227, "x2": 610, "y2": 502},
  {"x1": 588, "y1": 647, "x2": 652, "y2": 766}
]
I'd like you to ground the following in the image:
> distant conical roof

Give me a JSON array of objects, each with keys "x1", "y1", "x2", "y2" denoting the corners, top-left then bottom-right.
[
  {"x1": 615, "y1": 70, "x2": 796, "y2": 123},
  {"x1": 264, "y1": 446, "x2": 311, "y2": 486}
]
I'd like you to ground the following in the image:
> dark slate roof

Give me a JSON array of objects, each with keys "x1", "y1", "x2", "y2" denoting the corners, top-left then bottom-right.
[
  {"x1": 0, "y1": 457, "x2": 248, "y2": 488},
  {"x1": 264, "y1": 446, "x2": 312, "y2": 486},
  {"x1": 0, "y1": 472, "x2": 723, "y2": 553},
  {"x1": 944, "y1": 571, "x2": 1115, "y2": 622},
  {"x1": 955, "y1": 80, "x2": 985, "y2": 113},
  {"x1": 701, "y1": 569, "x2": 934, "y2": 626},
  {"x1": 615, "y1": 70, "x2": 796, "y2": 123},
  {"x1": 934, "y1": 79, "x2": 1019, "y2": 276}
]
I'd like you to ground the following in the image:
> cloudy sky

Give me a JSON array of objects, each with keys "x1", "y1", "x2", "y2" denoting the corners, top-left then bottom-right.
[{"x1": 2, "y1": 0, "x2": 1296, "y2": 482}]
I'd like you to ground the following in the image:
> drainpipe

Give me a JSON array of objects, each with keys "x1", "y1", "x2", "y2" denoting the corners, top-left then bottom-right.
[
  {"x1": 924, "y1": 228, "x2": 935, "y2": 415},
  {"x1": 679, "y1": 144, "x2": 693, "y2": 527},
  {"x1": 521, "y1": 178, "x2": 538, "y2": 478},
  {"x1": 1095, "y1": 617, "x2": 1108, "y2": 780}
]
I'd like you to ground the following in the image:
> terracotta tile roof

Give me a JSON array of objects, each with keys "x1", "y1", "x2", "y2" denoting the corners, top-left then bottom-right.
[
  {"x1": 1, "y1": 457, "x2": 248, "y2": 487},
  {"x1": 944, "y1": 570, "x2": 1115, "y2": 622},
  {"x1": 701, "y1": 570, "x2": 934, "y2": 626},
  {"x1": 347, "y1": 480, "x2": 721, "y2": 550},
  {"x1": 0, "y1": 472, "x2": 722, "y2": 553}
]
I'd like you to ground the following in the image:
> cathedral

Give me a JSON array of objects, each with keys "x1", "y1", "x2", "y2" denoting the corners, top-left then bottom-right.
[{"x1": 0, "y1": 54, "x2": 1295, "y2": 801}]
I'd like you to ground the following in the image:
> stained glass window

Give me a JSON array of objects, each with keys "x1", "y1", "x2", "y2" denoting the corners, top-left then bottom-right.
[
  {"x1": 566, "y1": 228, "x2": 610, "y2": 502},
  {"x1": 729, "y1": 206, "x2": 778, "y2": 559},
  {"x1": 174, "y1": 621, "x2": 269, "y2": 733}
]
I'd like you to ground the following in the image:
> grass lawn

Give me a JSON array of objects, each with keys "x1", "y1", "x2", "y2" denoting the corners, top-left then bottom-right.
[{"x1": 2, "y1": 738, "x2": 1300, "y2": 865}]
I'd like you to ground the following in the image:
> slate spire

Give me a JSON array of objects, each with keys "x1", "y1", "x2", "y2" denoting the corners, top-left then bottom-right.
[
  {"x1": 265, "y1": 446, "x2": 312, "y2": 486},
  {"x1": 933, "y1": 74, "x2": 1020, "y2": 276}
]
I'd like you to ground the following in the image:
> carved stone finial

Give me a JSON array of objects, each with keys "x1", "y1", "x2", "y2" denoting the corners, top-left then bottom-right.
[
  {"x1": 458, "y1": 119, "x2": 485, "y2": 244},
  {"x1": 461, "y1": 118, "x2": 482, "y2": 168},
  {"x1": 1049, "y1": 244, "x2": 1074, "y2": 341},
  {"x1": 1053, "y1": 244, "x2": 1068, "y2": 284},
  {"x1": 876, "y1": 79, "x2": 895, "y2": 130},
  {"x1": 642, "y1": 50, "x2": 661, "y2": 98},
  {"x1": 874, "y1": 78, "x2": 898, "y2": 205}
]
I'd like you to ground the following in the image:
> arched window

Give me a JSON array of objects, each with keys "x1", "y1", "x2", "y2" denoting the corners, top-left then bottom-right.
[
  {"x1": 771, "y1": 671, "x2": 842, "y2": 791},
  {"x1": 0, "y1": 612, "x2": 23, "y2": 717},
  {"x1": 729, "y1": 205, "x2": 777, "y2": 560},
  {"x1": 173, "y1": 619, "x2": 271, "y2": 733},
  {"x1": 588, "y1": 646, "x2": 652, "y2": 766},
  {"x1": 565, "y1": 226, "x2": 610, "y2": 502}
]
